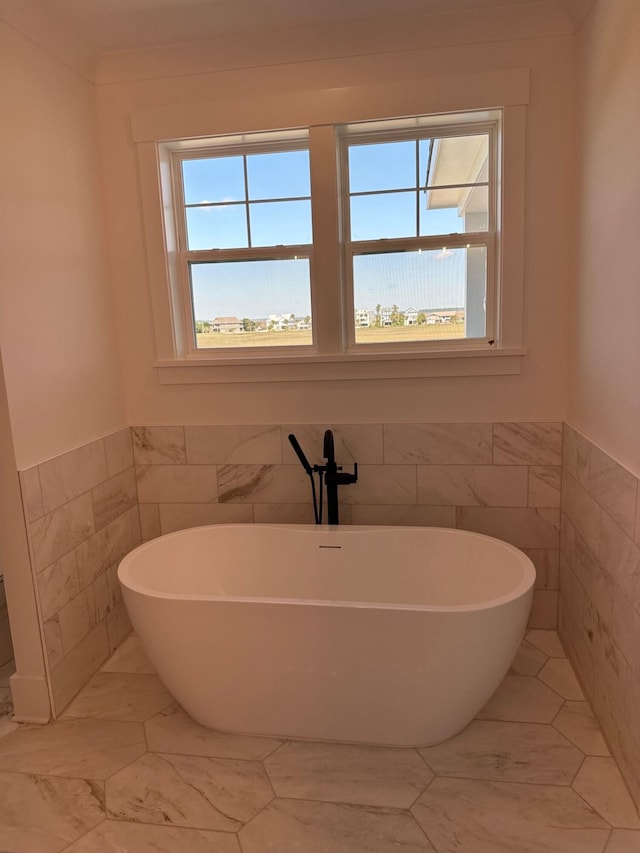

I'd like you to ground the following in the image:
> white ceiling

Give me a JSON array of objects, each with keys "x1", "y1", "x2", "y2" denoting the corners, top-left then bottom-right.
[{"x1": 35, "y1": 0, "x2": 595, "y2": 54}]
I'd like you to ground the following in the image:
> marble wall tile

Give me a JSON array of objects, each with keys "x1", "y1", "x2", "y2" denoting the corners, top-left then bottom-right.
[
  {"x1": 186, "y1": 425, "x2": 282, "y2": 464},
  {"x1": 524, "y1": 549, "x2": 559, "y2": 590},
  {"x1": 106, "y1": 602, "x2": 132, "y2": 654},
  {"x1": 528, "y1": 466, "x2": 562, "y2": 507},
  {"x1": 44, "y1": 616, "x2": 64, "y2": 669},
  {"x1": 30, "y1": 493, "x2": 95, "y2": 572},
  {"x1": 51, "y1": 623, "x2": 110, "y2": 714},
  {"x1": 91, "y1": 468, "x2": 137, "y2": 531},
  {"x1": 457, "y1": 507, "x2": 560, "y2": 549},
  {"x1": 562, "y1": 470, "x2": 603, "y2": 556},
  {"x1": 139, "y1": 503, "x2": 161, "y2": 541},
  {"x1": 159, "y1": 502, "x2": 253, "y2": 534},
  {"x1": 350, "y1": 504, "x2": 456, "y2": 527},
  {"x1": 383, "y1": 422, "x2": 493, "y2": 464},
  {"x1": 611, "y1": 587, "x2": 640, "y2": 678},
  {"x1": 136, "y1": 464, "x2": 218, "y2": 503},
  {"x1": 282, "y1": 424, "x2": 384, "y2": 465},
  {"x1": 563, "y1": 424, "x2": 591, "y2": 485},
  {"x1": 529, "y1": 590, "x2": 559, "y2": 629},
  {"x1": 104, "y1": 428, "x2": 134, "y2": 477},
  {"x1": 129, "y1": 506, "x2": 142, "y2": 545},
  {"x1": 417, "y1": 465, "x2": 527, "y2": 507},
  {"x1": 39, "y1": 439, "x2": 108, "y2": 514},
  {"x1": 132, "y1": 426, "x2": 186, "y2": 465},
  {"x1": 93, "y1": 564, "x2": 123, "y2": 623},
  {"x1": 635, "y1": 497, "x2": 640, "y2": 547},
  {"x1": 598, "y1": 512, "x2": 640, "y2": 605},
  {"x1": 493, "y1": 422, "x2": 563, "y2": 466},
  {"x1": 217, "y1": 464, "x2": 309, "y2": 504},
  {"x1": 58, "y1": 587, "x2": 97, "y2": 654},
  {"x1": 588, "y1": 446, "x2": 638, "y2": 539},
  {"x1": 75, "y1": 512, "x2": 133, "y2": 589},
  {"x1": 19, "y1": 465, "x2": 44, "y2": 522},
  {"x1": 253, "y1": 503, "x2": 318, "y2": 525},
  {"x1": 341, "y1": 464, "x2": 417, "y2": 505},
  {"x1": 37, "y1": 551, "x2": 80, "y2": 622}
]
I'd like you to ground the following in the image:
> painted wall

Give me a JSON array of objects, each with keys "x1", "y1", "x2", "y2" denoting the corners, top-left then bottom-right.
[
  {"x1": 568, "y1": 0, "x2": 640, "y2": 477},
  {"x1": 95, "y1": 29, "x2": 576, "y2": 428},
  {"x1": 0, "y1": 20, "x2": 126, "y2": 470}
]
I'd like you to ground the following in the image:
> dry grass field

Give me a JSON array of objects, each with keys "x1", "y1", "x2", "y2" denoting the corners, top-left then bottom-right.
[{"x1": 196, "y1": 324, "x2": 466, "y2": 349}]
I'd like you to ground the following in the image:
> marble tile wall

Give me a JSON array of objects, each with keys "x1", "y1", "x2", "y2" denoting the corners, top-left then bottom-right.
[
  {"x1": 559, "y1": 424, "x2": 640, "y2": 811},
  {"x1": 132, "y1": 421, "x2": 563, "y2": 630},
  {"x1": 18, "y1": 428, "x2": 141, "y2": 716}
]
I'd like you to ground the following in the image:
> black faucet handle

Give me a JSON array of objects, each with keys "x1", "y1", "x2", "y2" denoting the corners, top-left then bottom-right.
[{"x1": 335, "y1": 462, "x2": 358, "y2": 485}]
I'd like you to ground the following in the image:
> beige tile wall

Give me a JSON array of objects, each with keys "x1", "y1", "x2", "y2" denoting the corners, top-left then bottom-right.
[
  {"x1": 133, "y1": 421, "x2": 563, "y2": 631},
  {"x1": 19, "y1": 428, "x2": 141, "y2": 715},
  {"x1": 559, "y1": 424, "x2": 640, "y2": 810}
]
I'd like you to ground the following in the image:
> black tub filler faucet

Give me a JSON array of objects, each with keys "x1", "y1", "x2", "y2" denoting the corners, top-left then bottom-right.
[{"x1": 288, "y1": 429, "x2": 358, "y2": 525}]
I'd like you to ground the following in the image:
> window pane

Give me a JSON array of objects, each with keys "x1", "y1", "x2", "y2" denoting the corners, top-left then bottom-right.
[
  {"x1": 419, "y1": 186, "x2": 488, "y2": 236},
  {"x1": 350, "y1": 191, "x2": 416, "y2": 241},
  {"x1": 186, "y1": 205, "x2": 247, "y2": 250},
  {"x1": 348, "y1": 141, "x2": 415, "y2": 193},
  {"x1": 351, "y1": 247, "x2": 487, "y2": 344},
  {"x1": 421, "y1": 135, "x2": 489, "y2": 188},
  {"x1": 247, "y1": 150, "x2": 310, "y2": 200},
  {"x1": 249, "y1": 200, "x2": 312, "y2": 247},
  {"x1": 182, "y1": 157, "x2": 245, "y2": 205},
  {"x1": 190, "y1": 258, "x2": 312, "y2": 349}
]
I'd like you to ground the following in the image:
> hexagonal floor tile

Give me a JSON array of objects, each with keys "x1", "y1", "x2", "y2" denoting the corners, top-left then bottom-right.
[
  {"x1": 0, "y1": 718, "x2": 146, "y2": 779},
  {"x1": 411, "y1": 777, "x2": 609, "y2": 853},
  {"x1": 509, "y1": 640, "x2": 548, "y2": 676},
  {"x1": 476, "y1": 674, "x2": 564, "y2": 723},
  {"x1": 538, "y1": 658, "x2": 585, "y2": 700},
  {"x1": 264, "y1": 740, "x2": 433, "y2": 808},
  {"x1": 553, "y1": 701, "x2": 610, "y2": 756},
  {"x1": 61, "y1": 672, "x2": 173, "y2": 722},
  {"x1": 419, "y1": 720, "x2": 583, "y2": 784},
  {"x1": 106, "y1": 752, "x2": 273, "y2": 831},
  {"x1": 145, "y1": 704, "x2": 281, "y2": 760},
  {"x1": 239, "y1": 798, "x2": 435, "y2": 852},
  {"x1": 572, "y1": 757, "x2": 640, "y2": 829},
  {"x1": 0, "y1": 771, "x2": 104, "y2": 852},
  {"x1": 63, "y1": 820, "x2": 240, "y2": 852}
]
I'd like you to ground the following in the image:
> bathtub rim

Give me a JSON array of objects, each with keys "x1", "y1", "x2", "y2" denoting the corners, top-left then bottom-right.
[{"x1": 118, "y1": 523, "x2": 536, "y2": 614}]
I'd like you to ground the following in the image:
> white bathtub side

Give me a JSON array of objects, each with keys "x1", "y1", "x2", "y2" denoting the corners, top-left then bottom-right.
[{"x1": 122, "y1": 579, "x2": 533, "y2": 746}]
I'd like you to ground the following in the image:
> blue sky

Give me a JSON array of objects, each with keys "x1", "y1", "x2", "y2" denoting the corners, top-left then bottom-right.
[{"x1": 183, "y1": 142, "x2": 484, "y2": 321}]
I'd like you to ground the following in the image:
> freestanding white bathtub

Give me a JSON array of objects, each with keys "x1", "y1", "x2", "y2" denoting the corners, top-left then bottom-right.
[{"x1": 118, "y1": 524, "x2": 535, "y2": 746}]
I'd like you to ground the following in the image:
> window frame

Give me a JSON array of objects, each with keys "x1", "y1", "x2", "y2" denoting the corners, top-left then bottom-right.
[
  {"x1": 134, "y1": 73, "x2": 528, "y2": 383},
  {"x1": 338, "y1": 118, "x2": 499, "y2": 354}
]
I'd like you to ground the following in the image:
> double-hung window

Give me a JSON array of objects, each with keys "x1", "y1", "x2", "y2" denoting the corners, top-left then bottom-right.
[
  {"x1": 173, "y1": 131, "x2": 314, "y2": 351},
  {"x1": 146, "y1": 94, "x2": 525, "y2": 380},
  {"x1": 341, "y1": 118, "x2": 496, "y2": 350}
]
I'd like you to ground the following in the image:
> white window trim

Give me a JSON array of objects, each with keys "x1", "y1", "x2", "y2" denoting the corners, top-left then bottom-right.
[{"x1": 135, "y1": 71, "x2": 529, "y2": 383}]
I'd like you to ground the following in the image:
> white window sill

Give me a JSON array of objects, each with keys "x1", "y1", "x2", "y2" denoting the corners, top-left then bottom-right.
[{"x1": 155, "y1": 347, "x2": 526, "y2": 384}]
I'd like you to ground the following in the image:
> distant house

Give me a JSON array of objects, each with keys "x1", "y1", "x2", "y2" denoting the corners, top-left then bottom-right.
[
  {"x1": 380, "y1": 308, "x2": 394, "y2": 326},
  {"x1": 404, "y1": 307, "x2": 418, "y2": 326},
  {"x1": 212, "y1": 316, "x2": 242, "y2": 332},
  {"x1": 267, "y1": 313, "x2": 295, "y2": 330},
  {"x1": 355, "y1": 308, "x2": 372, "y2": 327}
]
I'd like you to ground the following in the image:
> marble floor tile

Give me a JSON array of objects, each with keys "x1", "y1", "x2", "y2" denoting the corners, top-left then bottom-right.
[
  {"x1": 419, "y1": 720, "x2": 583, "y2": 784},
  {"x1": 553, "y1": 701, "x2": 611, "y2": 755},
  {"x1": 0, "y1": 718, "x2": 146, "y2": 779},
  {"x1": 100, "y1": 634, "x2": 156, "y2": 674},
  {"x1": 411, "y1": 777, "x2": 610, "y2": 853},
  {"x1": 526, "y1": 628, "x2": 566, "y2": 657},
  {"x1": 573, "y1": 757, "x2": 640, "y2": 829},
  {"x1": 239, "y1": 798, "x2": 435, "y2": 852},
  {"x1": 0, "y1": 715, "x2": 19, "y2": 739},
  {"x1": 509, "y1": 640, "x2": 548, "y2": 676},
  {"x1": 106, "y1": 752, "x2": 274, "y2": 831},
  {"x1": 63, "y1": 820, "x2": 241, "y2": 852},
  {"x1": 604, "y1": 829, "x2": 640, "y2": 851},
  {"x1": 0, "y1": 771, "x2": 104, "y2": 853},
  {"x1": 476, "y1": 674, "x2": 564, "y2": 723},
  {"x1": 538, "y1": 657, "x2": 586, "y2": 700},
  {"x1": 61, "y1": 672, "x2": 173, "y2": 722},
  {"x1": 145, "y1": 704, "x2": 282, "y2": 760},
  {"x1": 264, "y1": 740, "x2": 434, "y2": 808}
]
